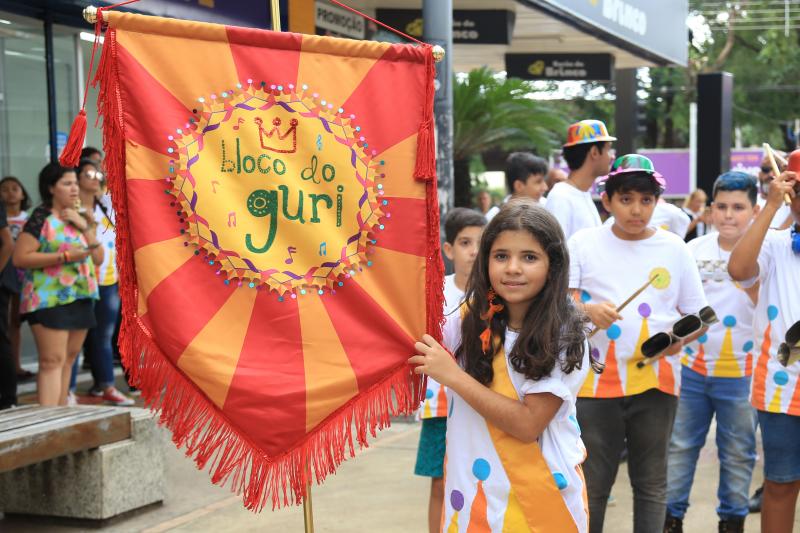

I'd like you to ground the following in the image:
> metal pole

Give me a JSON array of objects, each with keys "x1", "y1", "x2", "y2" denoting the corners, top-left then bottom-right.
[
  {"x1": 423, "y1": 0, "x2": 454, "y2": 213},
  {"x1": 74, "y1": 33, "x2": 85, "y2": 118},
  {"x1": 613, "y1": 68, "x2": 637, "y2": 156},
  {"x1": 44, "y1": 14, "x2": 58, "y2": 163},
  {"x1": 689, "y1": 102, "x2": 697, "y2": 191}
]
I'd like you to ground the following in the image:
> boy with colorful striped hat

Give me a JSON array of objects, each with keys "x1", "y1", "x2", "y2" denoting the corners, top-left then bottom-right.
[{"x1": 545, "y1": 119, "x2": 615, "y2": 240}]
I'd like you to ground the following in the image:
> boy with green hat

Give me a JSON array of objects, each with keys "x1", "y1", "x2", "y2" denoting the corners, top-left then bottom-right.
[{"x1": 568, "y1": 154, "x2": 708, "y2": 533}]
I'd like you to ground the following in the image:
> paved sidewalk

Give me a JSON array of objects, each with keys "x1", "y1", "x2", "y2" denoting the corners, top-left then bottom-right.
[{"x1": 2, "y1": 416, "x2": 797, "y2": 532}]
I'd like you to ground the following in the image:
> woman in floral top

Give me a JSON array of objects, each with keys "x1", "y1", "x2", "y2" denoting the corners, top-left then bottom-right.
[{"x1": 13, "y1": 163, "x2": 102, "y2": 406}]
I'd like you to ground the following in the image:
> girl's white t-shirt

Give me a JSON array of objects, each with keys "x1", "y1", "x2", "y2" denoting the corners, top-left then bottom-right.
[
  {"x1": 7, "y1": 211, "x2": 28, "y2": 241},
  {"x1": 440, "y1": 313, "x2": 589, "y2": 532}
]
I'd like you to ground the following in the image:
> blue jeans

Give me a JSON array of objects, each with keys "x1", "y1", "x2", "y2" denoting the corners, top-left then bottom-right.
[
  {"x1": 89, "y1": 284, "x2": 120, "y2": 388},
  {"x1": 666, "y1": 366, "x2": 757, "y2": 520},
  {"x1": 69, "y1": 284, "x2": 120, "y2": 390}
]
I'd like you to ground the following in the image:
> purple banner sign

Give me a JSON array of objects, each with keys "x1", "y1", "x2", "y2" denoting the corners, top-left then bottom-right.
[{"x1": 639, "y1": 150, "x2": 691, "y2": 196}]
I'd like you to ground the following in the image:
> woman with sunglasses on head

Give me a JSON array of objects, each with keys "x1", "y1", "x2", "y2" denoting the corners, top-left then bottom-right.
[
  {"x1": 13, "y1": 163, "x2": 102, "y2": 406},
  {"x1": 72, "y1": 159, "x2": 132, "y2": 406}
]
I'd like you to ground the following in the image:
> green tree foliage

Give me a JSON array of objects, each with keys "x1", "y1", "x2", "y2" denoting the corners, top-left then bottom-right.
[
  {"x1": 645, "y1": 0, "x2": 800, "y2": 150},
  {"x1": 452, "y1": 67, "x2": 567, "y2": 206}
]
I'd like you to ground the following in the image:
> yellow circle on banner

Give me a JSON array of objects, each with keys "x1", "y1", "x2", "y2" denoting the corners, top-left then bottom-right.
[
  {"x1": 650, "y1": 267, "x2": 671, "y2": 290},
  {"x1": 168, "y1": 84, "x2": 384, "y2": 294}
]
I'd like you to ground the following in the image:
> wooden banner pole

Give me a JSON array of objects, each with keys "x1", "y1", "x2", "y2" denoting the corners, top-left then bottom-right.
[
  {"x1": 270, "y1": 0, "x2": 282, "y2": 31},
  {"x1": 303, "y1": 480, "x2": 315, "y2": 533},
  {"x1": 265, "y1": 3, "x2": 316, "y2": 527}
]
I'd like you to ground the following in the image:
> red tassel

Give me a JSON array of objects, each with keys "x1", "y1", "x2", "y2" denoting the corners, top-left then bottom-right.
[
  {"x1": 414, "y1": 46, "x2": 437, "y2": 182},
  {"x1": 58, "y1": 110, "x2": 87, "y2": 167}
]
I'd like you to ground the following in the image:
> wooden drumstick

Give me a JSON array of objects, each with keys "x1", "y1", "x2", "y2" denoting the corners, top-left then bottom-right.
[
  {"x1": 587, "y1": 274, "x2": 659, "y2": 339},
  {"x1": 764, "y1": 143, "x2": 792, "y2": 206}
]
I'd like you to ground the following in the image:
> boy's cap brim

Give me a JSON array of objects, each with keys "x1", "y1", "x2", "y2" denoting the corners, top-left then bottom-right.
[{"x1": 595, "y1": 169, "x2": 667, "y2": 194}]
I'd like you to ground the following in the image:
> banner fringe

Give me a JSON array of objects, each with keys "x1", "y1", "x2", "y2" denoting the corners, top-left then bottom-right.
[
  {"x1": 122, "y1": 323, "x2": 419, "y2": 510},
  {"x1": 94, "y1": 25, "x2": 433, "y2": 511}
]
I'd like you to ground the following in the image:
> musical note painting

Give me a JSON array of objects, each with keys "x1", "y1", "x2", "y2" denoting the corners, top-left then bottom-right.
[{"x1": 93, "y1": 11, "x2": 441, "y2": 512}]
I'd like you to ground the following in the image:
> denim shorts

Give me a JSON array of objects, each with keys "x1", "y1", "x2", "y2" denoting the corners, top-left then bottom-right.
[{"x1": 757, "y1": 410, "x2": 800, "y2": 483}]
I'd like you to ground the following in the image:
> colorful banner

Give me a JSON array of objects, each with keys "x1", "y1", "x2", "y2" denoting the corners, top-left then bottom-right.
[{"x1": 93, "y1": 11, "x2": 441, "y2": 510}]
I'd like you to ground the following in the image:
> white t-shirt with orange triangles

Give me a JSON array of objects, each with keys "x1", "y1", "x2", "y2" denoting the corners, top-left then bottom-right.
[
  {"x1": 568, "y1": 225, "x2": 707, "y2": 398},
  {"x1": 681, "y1": 233, "x2": 756, "y2": 378},
  {"x1": 440, "y1": 313, "x2": 589, "y2": 532},
  {"x1": 742, "y1": 228, "x2": 800, "y2": 415}
]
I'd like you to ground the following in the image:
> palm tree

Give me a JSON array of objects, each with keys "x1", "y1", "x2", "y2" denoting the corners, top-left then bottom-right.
[{"x1": 453, "y1": 67, "x2": 567, "y2": 207}]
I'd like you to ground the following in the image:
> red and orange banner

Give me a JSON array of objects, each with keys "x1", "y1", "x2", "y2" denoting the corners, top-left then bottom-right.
[{"x1": 93, "y1": 11, "x2": 441, "y2": 510}]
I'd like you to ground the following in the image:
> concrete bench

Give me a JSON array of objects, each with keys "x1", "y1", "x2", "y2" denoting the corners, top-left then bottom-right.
[{"x1": 0, "y1": 405, "x2": 166, "y2": 522}]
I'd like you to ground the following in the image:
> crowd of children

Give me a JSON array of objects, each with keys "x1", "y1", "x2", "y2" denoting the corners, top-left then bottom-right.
[{"x1": 411, "y1": 119, "x2": 800, "y2": 533}]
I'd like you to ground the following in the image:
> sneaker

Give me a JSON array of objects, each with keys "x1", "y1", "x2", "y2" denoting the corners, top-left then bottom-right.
[
  {"x1": 66, "y1": 391, "x2": 78, "y2": 406},
  {"x1": 664, "y1": 515, "x2": 683, "y2": 533},
  {"x1": 718, "y1": 518, "x2": 744, "y2": 533},
  {"x1": 88, "y1": 385, "x2": 104, "y2": 397},
  {"x1": 102, "y1": 388, "x2": 135, "y2": 406},
  {"x1": 748, "y1": 485, "x2": 763, "y2": 513}
]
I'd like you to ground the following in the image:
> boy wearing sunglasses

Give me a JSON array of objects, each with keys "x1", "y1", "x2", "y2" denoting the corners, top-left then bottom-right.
[
  {"x1": 568, "y1": 154, "x2": 708, "y2": 533},
  {"x1": 729, "y1": 165, "x2": 800, "y2": 533},
  {"x1": 665, "y1": 172, "x2": 761, "y2": 533}
]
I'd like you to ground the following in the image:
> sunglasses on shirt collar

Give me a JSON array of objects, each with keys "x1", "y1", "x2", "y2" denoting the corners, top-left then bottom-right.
[
  {"x1": 639, "y1": 306, "x2": 719, "y2": 363},
  {"x1": 778, "y1": 320, "x2": 800, "y2": 367}
]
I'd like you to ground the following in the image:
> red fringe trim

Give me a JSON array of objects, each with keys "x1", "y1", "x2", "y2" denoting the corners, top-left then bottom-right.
[
  {"x1": 58, "y1": 110, "x2": 87, "y2": 167},
  {"x1": 413, "y1": 45, "x2": 437, "y2": 181},
  {"x1": 94, "y1": 25, "x2": 436, "y2": 511}
]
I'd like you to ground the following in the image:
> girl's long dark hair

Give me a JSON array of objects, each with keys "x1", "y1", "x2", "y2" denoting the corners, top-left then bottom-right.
[{"x1": 458, "y1": 199, "x2": 587, "y2": 385}]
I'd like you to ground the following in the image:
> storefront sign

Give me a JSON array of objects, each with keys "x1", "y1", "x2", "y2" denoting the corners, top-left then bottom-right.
[
  {"x1": 528, "y1": 0, "x2": 688, "y2": 65},
  {"x1": 505, "y1": 53, "x2": 614, "y2": 81},
  {"x1": 315, "y1": 2, "x2": 365, "y2": 39},
  {"x1": 375, "y1": 9, "x2": 515, "y2": 45}
]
